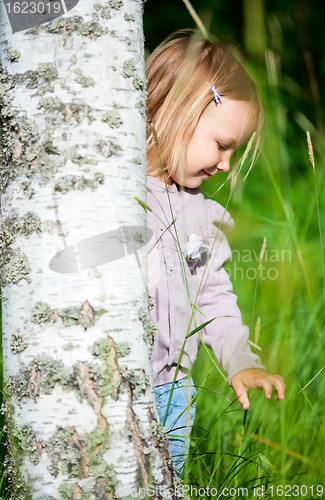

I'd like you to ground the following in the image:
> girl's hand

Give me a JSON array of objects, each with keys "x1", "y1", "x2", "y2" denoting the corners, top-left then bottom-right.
[{"x1": 231, "y1": 368, "x2": 285, "y2": 410}]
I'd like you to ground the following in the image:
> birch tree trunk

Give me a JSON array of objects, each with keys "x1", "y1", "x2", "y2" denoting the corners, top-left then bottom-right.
[{"x1": 0, "y1": 1, "x2": 179, "y2": 498}]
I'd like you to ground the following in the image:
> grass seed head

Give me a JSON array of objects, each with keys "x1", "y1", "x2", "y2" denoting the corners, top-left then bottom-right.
[{"x1": 306, "y1": 131, "x2": 315, "y2": 171}]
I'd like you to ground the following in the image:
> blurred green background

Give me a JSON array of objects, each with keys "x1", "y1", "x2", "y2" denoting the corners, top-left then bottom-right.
[{"x1": 144, "y1": 0, "x2": 325, "y2": 495}]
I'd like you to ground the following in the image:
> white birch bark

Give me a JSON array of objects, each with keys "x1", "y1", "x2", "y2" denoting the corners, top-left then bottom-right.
[{"x1": 0, "y1": 1, "x2": 179, "y2": 498}]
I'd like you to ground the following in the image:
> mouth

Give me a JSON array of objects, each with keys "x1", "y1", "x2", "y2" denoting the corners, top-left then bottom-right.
[{"x1": 202, "y1": 170, "x2": 212, "y2": 177}]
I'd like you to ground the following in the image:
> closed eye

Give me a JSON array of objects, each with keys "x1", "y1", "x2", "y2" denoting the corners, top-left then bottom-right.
[{"x1": 217, "y1": 142, "x2": 227, "y2": 151}]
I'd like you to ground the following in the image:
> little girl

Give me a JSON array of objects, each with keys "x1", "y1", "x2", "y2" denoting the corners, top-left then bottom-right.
[{"x1": 146, "y1": 31, "x2": 285, "y2": 475}]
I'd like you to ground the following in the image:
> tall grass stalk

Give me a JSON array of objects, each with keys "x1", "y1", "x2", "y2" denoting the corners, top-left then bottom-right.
[
  {"x1": 181, "y1": 0, "x2": 211, "y2": 41},
  {"x1": 306, "y1": 131, "x2": 325, "y2": 314},
  {"x1": 234, "y1": 411, "x2": 247, "y2": 491},
  {"x1": 251, "y1": 237, "x2": 267, "y2": 331}
]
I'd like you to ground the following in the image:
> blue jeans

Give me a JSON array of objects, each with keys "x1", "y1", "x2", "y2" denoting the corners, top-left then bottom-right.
[{"x1": 155, "y1": 376, "x2": 196, "y2": 475}]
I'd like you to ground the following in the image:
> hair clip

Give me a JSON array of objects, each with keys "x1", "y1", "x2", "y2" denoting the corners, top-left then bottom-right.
[{"x1": 208, "y1": 83, "x2": 222, "y2": 104}]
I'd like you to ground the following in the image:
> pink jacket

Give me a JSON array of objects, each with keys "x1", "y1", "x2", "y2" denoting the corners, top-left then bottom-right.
[{"x1": 147, "y1": 175, "x2": 265, "y2": 386}]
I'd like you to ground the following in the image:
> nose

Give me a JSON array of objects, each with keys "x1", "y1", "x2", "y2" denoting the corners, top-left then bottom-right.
[{"x1": 215, "y1": 157, "x2": 231, "y2": 173}]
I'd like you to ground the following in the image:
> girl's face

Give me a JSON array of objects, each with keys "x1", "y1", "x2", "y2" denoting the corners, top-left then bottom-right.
[{"x1": 171, "y1": 97, "x2": 258, "y2": 188}]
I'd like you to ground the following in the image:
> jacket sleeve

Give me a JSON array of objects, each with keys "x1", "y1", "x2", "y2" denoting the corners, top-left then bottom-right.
[{"x1": 189, "y1": 201, "x2": 265, "y2": 385}]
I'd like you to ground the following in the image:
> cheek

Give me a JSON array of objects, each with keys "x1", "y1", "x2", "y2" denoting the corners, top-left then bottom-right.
[
  {"x1": 186, "y1": 142, "x2": 204, "y2": 171},
  {"x1": 186, "y1": 138, "x2": 193, "y2": 156},
  {"x1": 186, "y1": 130, "x2": 202, "y2": 161}
]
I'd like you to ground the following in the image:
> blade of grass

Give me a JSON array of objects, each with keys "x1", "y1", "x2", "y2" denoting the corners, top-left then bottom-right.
[
  {"x1": 251, "y1": 237, "x2": 267, "y2": 330},
  {"x1": 298, "y1": 365, "x2": 325, "y2": 393},
  {"x1": 251, "y1": 434, "x2": 311, "y2": 464},
  {"x1": 181, "y1": 0, "x2": 211, "y2": 41},
  {"x1": 306, "y1": 131, "x2": 325, "y2": 315}
]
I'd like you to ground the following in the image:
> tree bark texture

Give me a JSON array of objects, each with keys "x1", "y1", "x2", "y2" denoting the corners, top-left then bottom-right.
[{"x1": 0, "y1": 1, "x2": 178, "y2": 498}]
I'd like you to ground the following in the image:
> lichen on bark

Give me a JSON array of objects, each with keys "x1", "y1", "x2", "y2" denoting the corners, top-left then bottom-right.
[
  {"x1": 54, "y1": 173, "x2": 104, "y2": 194},
  {"x1": 46, "y1": 16, "x2": 83, "y2": 35},
  {"x1": 101, "y1": 109, "x2": 123, "y2": 128},
  {"x1": 1, "y1": 382, "x2": 34, "y2": 500},
  {"x1": 1, "y1": 249, "x2": 31, "y2": 285},
  {"x1": 0, "y1": 211, "x2": 42, "y2": 285},
  {"x1": 0, "y1": 64, "x2": 40, "y2": 193},
  {"x1": 6, "y1": 50, "x2": 20, "y2": 62},
  {"x1": 10, "y1": 329, "x2": 29, "y2": 354},
  {"x1": 138, "y1": 307, "x2": 158, "y2": 347},
  {"x1": 122, "y1": 59, "x2": 136, "y2": 78},
  {"x1": 30, "y1": 299, "x2": 104, "y2": 330},
  {"x1": 78, "y1": 21, "x2": 106, "y2": 38}
]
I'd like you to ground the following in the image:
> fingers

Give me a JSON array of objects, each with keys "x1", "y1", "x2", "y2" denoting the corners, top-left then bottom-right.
[
  {"x1": 273, "y1": 375, "x2": 286, "y2": 400},
  {"x1": 254, "y1": 374, "x2": 286, "y2": 401},
  {"x1": 253, "y1": 377, "x2": 273, "y2": 399},
  {"x1": 231, "y1": 370, "x2": 286, "y2": 410},
  {"x1": 231, "y1": 378, "x2": 250, "y2": 410}
]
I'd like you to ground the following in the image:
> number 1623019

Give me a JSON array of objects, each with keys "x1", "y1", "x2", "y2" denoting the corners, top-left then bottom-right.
[
  {"x1": 262, "y1": 485, "x2": 324, "y2": 497},
  {"x1": 6, "y1": 2, "x2": 62, "y2": 15}
]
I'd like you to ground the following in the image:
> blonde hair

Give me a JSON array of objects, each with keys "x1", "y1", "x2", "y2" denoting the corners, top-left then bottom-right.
[{"x1": 146, "y1": 30, "x2": 263, "y2": 182}]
